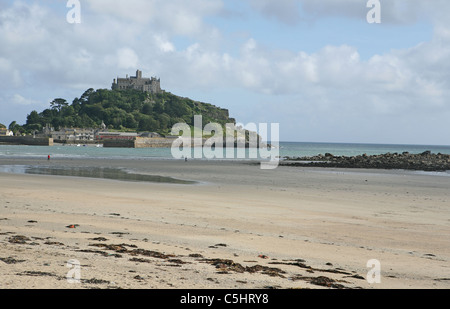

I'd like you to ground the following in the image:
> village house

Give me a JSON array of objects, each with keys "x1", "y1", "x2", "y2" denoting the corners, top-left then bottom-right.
[
  {"x1": 95, "y1": 131, "x2": 138, "y2": 141},
  {"x1": 39, "y1": 123, "x2": 157, "y2": 143},
  {"x1": 50, "y1": 128, "x2": 96, "y2": 142},
  {"x1": 0, "y1": 128, "x2": 14, "y2": 136}
]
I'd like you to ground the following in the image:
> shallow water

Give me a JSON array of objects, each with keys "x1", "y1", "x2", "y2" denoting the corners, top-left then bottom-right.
[
  {"x1": 0, "y1": 165, "x2": 196, "y2": 185},
  {"x1": 1, "y1": 142, "x2": 450, "y2": 161}
]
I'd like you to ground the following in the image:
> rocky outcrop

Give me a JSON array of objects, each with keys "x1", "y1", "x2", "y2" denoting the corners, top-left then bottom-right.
[{"x1": 282, "y1": 151, "x2": 450, "y2": 171}]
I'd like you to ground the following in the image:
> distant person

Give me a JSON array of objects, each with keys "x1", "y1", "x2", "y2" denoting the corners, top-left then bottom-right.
[{"x1": 48, "y1": 155, "x2": 51, "y2": 161}]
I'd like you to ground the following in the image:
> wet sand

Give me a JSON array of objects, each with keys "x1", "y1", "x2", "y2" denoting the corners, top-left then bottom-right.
[{"x1": 0, "y1": 157, "x2": 449, "y2": 289}]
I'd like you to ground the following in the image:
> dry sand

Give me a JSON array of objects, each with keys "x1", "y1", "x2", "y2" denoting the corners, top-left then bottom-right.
[{"x1": 0, "y1": 157, "x2": 449, "y2": 289}]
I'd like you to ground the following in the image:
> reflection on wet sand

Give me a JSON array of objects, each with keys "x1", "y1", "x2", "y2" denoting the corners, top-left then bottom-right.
[{"x1": 0, "y1": 165, "x2": 195, "y2": 185}]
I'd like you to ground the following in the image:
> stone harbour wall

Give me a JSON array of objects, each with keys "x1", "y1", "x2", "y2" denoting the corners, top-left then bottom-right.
[
  {"x1": 134, "y1": 137, "x2": 178, "y2": 148},
  {"x1": 0, "y1": 136, "x2": 54, "y2": 146}
]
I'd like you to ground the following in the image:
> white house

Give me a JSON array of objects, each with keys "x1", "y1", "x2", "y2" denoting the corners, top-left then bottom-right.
[{"x1": 0, "y1": 128, "x2": 13, "y2": 136}]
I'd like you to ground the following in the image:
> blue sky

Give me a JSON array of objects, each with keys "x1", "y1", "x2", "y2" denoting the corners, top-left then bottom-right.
[
  {"x1": 209, "y1": 1, "x2": 433, "y2": 60},
  {"x1": 0, "y1": 0, "x2": 449, "y2": 145}
]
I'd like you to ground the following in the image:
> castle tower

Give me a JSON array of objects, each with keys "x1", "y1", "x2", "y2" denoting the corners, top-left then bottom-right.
[{"x1": 136, "y1": 70, "x2": 142, "y2": 79}]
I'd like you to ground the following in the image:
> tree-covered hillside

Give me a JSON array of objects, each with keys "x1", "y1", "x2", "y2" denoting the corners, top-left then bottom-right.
[{"x1": 23, "y1": 89, "x2": 236, "y2": 135}]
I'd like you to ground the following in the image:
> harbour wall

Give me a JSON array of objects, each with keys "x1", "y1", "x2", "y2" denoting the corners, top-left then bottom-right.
[
  {"x1": 0, "y1": 136, "x2": 54, "y2": 146},
  {"x1": 103, "y1": 137, "x2": 180, "y2": 148},
  {"x1": 103, "y1": 137, "x2": 266, "y2": 148}
]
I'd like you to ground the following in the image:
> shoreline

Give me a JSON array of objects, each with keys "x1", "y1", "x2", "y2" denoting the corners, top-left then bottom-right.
[
  {"x1": 1, "y1": 158, "x2": 449, "y2": 289},
  {"x1": 2, "y1": 145, "x2": 450, "y2": 173}
]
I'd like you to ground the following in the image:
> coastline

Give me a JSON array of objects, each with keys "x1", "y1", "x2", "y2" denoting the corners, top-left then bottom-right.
[{"x1": 0, "y1": 157, "x2": 449, "y2": 289}]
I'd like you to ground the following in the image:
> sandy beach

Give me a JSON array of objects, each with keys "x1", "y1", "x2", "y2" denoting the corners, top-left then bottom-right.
[{"x1": 0, "y1": 157, "x2": 449, "y2": 289}]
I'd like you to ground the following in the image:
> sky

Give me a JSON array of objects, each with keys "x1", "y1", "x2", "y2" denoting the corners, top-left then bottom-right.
[{"x1": 0, "y1": 0, "x2": 449, "y2": 145}]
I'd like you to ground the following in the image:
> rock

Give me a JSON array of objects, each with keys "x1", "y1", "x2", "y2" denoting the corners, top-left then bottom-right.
[
  {"x1": 0, "y1": 257, "x2": 26, "y2": 264},
  {"x1": 282, "y1": 151, "x2": 450, "y2": 171},
  {"x1": 8, "y1": 235, "x2": 30, "y2": 244},
  {"x1": 309, "y1": 276, "x2": 346, "y2": 289}
]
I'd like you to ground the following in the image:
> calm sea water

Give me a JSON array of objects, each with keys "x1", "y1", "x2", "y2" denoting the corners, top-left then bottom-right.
[{"x1": 1, "y1": 142, "x2": 449, "y2": 161}]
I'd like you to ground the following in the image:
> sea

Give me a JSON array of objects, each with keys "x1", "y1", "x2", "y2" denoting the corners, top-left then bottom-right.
[{"x1": 1, "y1": 142, "x2": 450, "y2": 161}]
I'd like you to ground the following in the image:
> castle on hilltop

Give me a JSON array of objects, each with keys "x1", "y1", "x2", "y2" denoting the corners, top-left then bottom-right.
[{"x1": 112, "y1": 70, "x2": 163, "y2": 94}]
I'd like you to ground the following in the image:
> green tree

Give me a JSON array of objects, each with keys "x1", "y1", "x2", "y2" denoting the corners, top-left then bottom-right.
[
  {"x1": 80, "y1": 88, "x2": 95, "y2": 105},
  {"x1": 124, "y1": 114, "x2": 138, "y2": 129},
  {"x1": 8, "y1": 121, "x2": 17, "y2": 131},
  {"x1": 83, "y1": 104, "x2": 104, "y2": 122},
  {"x1": 61, "y1": 105, "x2": 76, "y2": 117},
  {"x1": 142, "y1": 102, "x2": 153, "y2": 115},
  {"x1": 138, "y1": 115, "x2": 159, "y2": 132},
  {"x1": 50, "y1": 98, "x2": 69, "y2": 112},
  {"x1": 156, "y1": 113, "x2": 170, "y2": 130},
  {"x1": 154, "y1": 101, "x2": 164, "y2": 114},
  {"x1": 26, "y1": 110, "x2": 41, "y2": 126},
  {"x1": 19, "y1": 87, "x2": 236, "y2": 135},
  {"x1": 8, "y1": 121, "x2": 24, "y2": 136}
]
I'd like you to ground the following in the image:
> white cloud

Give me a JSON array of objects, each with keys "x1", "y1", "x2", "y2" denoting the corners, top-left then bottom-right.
[
  {"x1": 1, "y1": 0, "x2": 449, "y2": 104},
  {"x1": 11, "y1": 94, "x2": 38, "y2": 106},
  {"x1": 85, "y1": 0, "x2": 224, "y2": 37},
  {"x1": 246, "y1": 0, "x2": 450, "y2": 25},
  {"x1": 247, "y1": 0, "x2": 301, "y2": 25},
  {"x1": 116, "y1": 48, "x2": 140, "y2": 69},
  {"x1": 0, "y1": 58, "x2": 16, "y2": 88},
  {"x1": 85, "y1": 0, "x2": 156, "y2": 24},
  {"x1": 153, "y1": 35, "x2": 175, "y2": 53}
]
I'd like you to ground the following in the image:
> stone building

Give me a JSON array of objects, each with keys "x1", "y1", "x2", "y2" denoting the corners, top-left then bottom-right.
[
  {"x1": 50, "y1": 128, "x2": 96, "y2": 142},
  {"x1": 112, "y1": 70, "x2": 163, "y2": 94}
]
